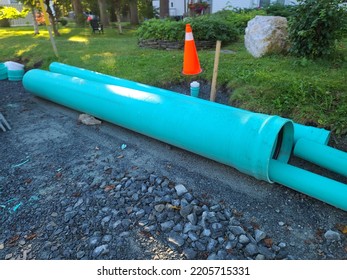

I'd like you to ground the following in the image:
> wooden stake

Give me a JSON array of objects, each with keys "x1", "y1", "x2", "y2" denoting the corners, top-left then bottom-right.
[{"x1": 210, "y1": 40, "x2": 221, "y2": 102}]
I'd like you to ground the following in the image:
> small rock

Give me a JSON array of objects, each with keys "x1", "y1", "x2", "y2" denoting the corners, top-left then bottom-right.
[
  {"x1": 180, "y1": 204, "x2": 193, "y2": 218},
  {"x1": 175, "y1": 184, "x2": 188, "y2": 196},
  {"x1": 207, "y1": 239, "x2": 218, "y2": 252},
  {"x1": 112, "y1": 220, "x2": 122, "y2": 230},
  {"x1": 278, "y1": 221, "x2": 285, "y2": 226},
  {"x1": 74, "y1": 198, "x2": 84, "y2": 208},
  {"x1": 92, "y1": 245, "x2": 109, "y2": 258},
  {"x1": 78, "y1": 114, "x2": 102, "y2": 125},
  {"x1": 121, "y1": 219, "x2": 131, "y2": 229},
  {"x1": 125, "y1": 206, "x2": 133, "y2": 214},
  {"x1": 77, "y1": 251, "x2": 85, "y2": 259},
  {"x1": 173, "y1": 223, "x2": 183, "y2": 232},
  {"x1": 183, "y1": 248, "x2": 197, "y2": 259},
  {"x1": 89, "y1": 236, "x2": 100, "y2": 247},
  {"x1": 64, "y1": 211, "x2": 78, "y2": 222},
  {"x1": 244, "y1": 243, "x2": 258, "y2": 257},
  {"x1": 144, "y1": 225, "x2": 157, "y2": 232},
  {"x1": 168, "y1": 232, "x2": 185, "y2": 247},
  {"x1": 195, "y1": 241, "x2": 206, "y2": 251},
  {"x1": 210, "y1": 204, "x2": 221, "y2": 212},
  {"x1": 324, "y1": 230, "x2": 341, "y2": 242},
  {"x1": 188, "y1": 232, "x2": 199, "y2": 242},
  {"x1": 160, "y1": 220, "x2": 175, "y2": 231},
  {"x1": 229, "y1": 226, "x2": 245, "y2": 236},
  {"x1": 101, "y1": 216, "x2": 111, "y2": 226},
  {"x1": 154, "y1": 204, "x2": 165, "y2": 213},
  {"x1": 201, "y1": 228, "x2": 211, "y2": 237},
  {"x1": 135, "y1": 209, "x2": 145, "y2": 218},
  {"x1": 254, "y1": 229, "x2": 266, "y2": 242},
  {"x1": 0, "y1": 243, "x2": 4, "y2": 250},
  {"x1": 183, "y1": 223, "x2": 201, "y2": 234},
  {"x1": 183, "y1": 193, "x2": 194, "y2": 202},
  {"x1": 238, "y1": 234, "x2": 250, "y2": 244},
  {"x1": 207, "y1": 253, "x2": 219, "y2": 260},
  {"x1": 187, "y1": 213, "x2": 198, "y2": 225},
  {"x1": 211, "y1": 222, "x2": 224, "y2": 238},
  {"x1": 102, "y1": 235, "x2": 113, "y2": 242},
  {"x1": 255, "y1": 254, "x2": 265, "y2": 260}
]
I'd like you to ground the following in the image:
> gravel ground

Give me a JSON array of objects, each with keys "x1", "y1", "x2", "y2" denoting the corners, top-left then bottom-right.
[{"x1": 0, "y1": 79, "x2": 346, "y2": 260}]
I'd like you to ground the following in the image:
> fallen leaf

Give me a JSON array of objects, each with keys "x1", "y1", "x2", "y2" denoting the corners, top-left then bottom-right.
[
  {"x1": 72, "y1": 192, "x2": 81, "y2": 197},
  {"x1": 24, "y1": 178, "x2": 32, "y2": 184},
  {"x1": 55, "y1": 172, "x2": 62, "y2": 178},
  {"x1": 263, "y1": 238, "x2": 273, "y2": 248},
  {"x1": 104, "y1": 185, "x2": 115, "y2": 192},
  {"x1": 104, "y1": 168, "x2": 112, "y2": 174},
  {"x1": 8, "y1": 235, "x2": 20, "y2": 245},
  {"x1": 25, "y1": 233, "x2": 37, "y2": 241},
  {"x1": 335, "y1": 224, "x2": 347, "y2": 234}
]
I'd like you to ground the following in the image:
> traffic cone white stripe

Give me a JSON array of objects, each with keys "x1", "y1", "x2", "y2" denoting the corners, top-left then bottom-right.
[{"x1": 185, "y1": 32, "x2": 194, "y2": 41}]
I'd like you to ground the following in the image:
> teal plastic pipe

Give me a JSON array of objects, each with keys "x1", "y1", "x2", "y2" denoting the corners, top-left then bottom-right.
[
  {"x1": 269, "y1": 159, "x2": 347, "y2": 211},
  {"x1": 23, "y1": 69, "x2": 294, "y2": 182},
  {"x1": 49, "y1": 62, "x2": 331, "y2": 145},
  {"x1": 294, "y1": 138, "x2": 347, "y2": 177}
]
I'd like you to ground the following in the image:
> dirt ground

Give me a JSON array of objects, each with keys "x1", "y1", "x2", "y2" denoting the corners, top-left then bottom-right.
[{"x1": 0, "y1": 79, "x2": 346, "y2": 260}]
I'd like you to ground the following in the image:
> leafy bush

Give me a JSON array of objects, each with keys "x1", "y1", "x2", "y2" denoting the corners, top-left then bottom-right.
[
  {"x1": 0, "y1": 6, "x2": 29, "y2": 20},
  {"x1": 137, "y1": 15, "x2": 238, "y2": 43},
  {"x1": 213, "y1": 9, "x2": 266, "y2": 35},
  {"x1": 264, "y1": 3, "x2": 295, "y2": 18},
  {"x1": 58, "y1": 17, "x2": 68, "y2": 26},
  {"x1": 288, "y1": 0, "x2": 347, "y2": 59}
]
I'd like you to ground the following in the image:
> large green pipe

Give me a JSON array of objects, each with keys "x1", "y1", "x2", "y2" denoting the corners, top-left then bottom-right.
[
  {"x1": 294, "y1": 138, "x2": 347, "y2": 177},
  {"x1": 269, "y1": 160, "x2": 347, "y2": 211},
  {"x1": 49, "y1": 62, "x2": 331, "y2": 145},
  {"x1": 23, "y1": 69, "x2": 293, "y2": 182}
]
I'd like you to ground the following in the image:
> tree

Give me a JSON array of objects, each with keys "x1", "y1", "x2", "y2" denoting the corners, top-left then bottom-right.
[
  {"x1": 43, "y1": 0, "x2": 60, "y2": 36},
  {"x1": 71, "y1": 0, "x2": 85, "y2": 27},
  {"x1": 112, "y1": 0, "x2": 124, "y2": 34},
  {"x1": 0, "y1": 6, "x2": 29, "y2": 27},
  {"x1": 98, "y1": 0, "x2": 110, "y2": 27},
  {"x1": 159, "y1": 0, "x2": 168, "y2": 18},
  {"x1": 22, "y1": 0, "x2": 40, "y2": 34},
  {"x1": 129, "y1": 0, "x2": 139, "y2": 25}
]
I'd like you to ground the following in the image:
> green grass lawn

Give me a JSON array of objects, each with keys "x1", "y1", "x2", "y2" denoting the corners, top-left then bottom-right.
[{"x1": 1, "y1": 25, "x2": 346, "y2": 135}]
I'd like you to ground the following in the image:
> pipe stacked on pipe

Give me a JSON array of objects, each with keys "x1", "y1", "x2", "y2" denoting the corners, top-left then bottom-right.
[{"x1": 22, "y1": 64, "x2": 347, "y2": 211}]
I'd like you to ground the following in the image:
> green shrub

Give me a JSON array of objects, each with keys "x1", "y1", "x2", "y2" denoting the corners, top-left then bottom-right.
[
  {"x1": 137, "y1": 16, "x2": 238, "y2": 43},
  {"x1": 137, "y1": 19, "x2": 185, "y2": 41},
  {"x1": 58, "y1": 17, "x2": 68, "y2": 26},
  {"x1": 213, "y1": 9, "x2": 266, "y2": 35},
  {"x1": 288, "y1": 0, "x2": 347, "y2": 59},
  {"x1": 264, "y1": 3, "x2": 295, "y2": 18}
]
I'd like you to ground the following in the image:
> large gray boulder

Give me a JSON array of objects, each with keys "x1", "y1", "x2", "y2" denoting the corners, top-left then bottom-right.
[{"x1": 245, "y1": 16, "x2": 289, "y2": 58}]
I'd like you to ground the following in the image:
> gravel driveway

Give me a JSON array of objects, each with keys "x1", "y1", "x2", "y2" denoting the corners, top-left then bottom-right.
[{"x1": 0, "y1": 80, "x2": 346, "y2": 260}]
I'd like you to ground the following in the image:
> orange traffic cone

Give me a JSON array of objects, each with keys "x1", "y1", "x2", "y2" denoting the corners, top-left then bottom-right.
[{"x1": 182, "y1": 24, "x2": 202, "y2": 75}]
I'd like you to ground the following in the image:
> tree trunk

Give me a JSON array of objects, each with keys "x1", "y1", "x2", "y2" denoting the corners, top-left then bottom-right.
[
  {"x1": 98, "y1": 0, "x2": 110, "y2": 27},
  {"x1": 31, "y1": 7, "x2": 40, "y2": 35},
  {"x1": 159, "y1": 0, "x2": 169, "y2": 18},
  {"x1": 44, "y1": 0, "x2": 60, "y2": 36},
  {"x1": 71, "y1": 0, "x2": 85, "y2": 27},
  {"x1": 116, "y1": 10, "x2": 123, "y2": 34},
  {"x1": 129, "y1": 0, "x2": 139, "y2": 25}
]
